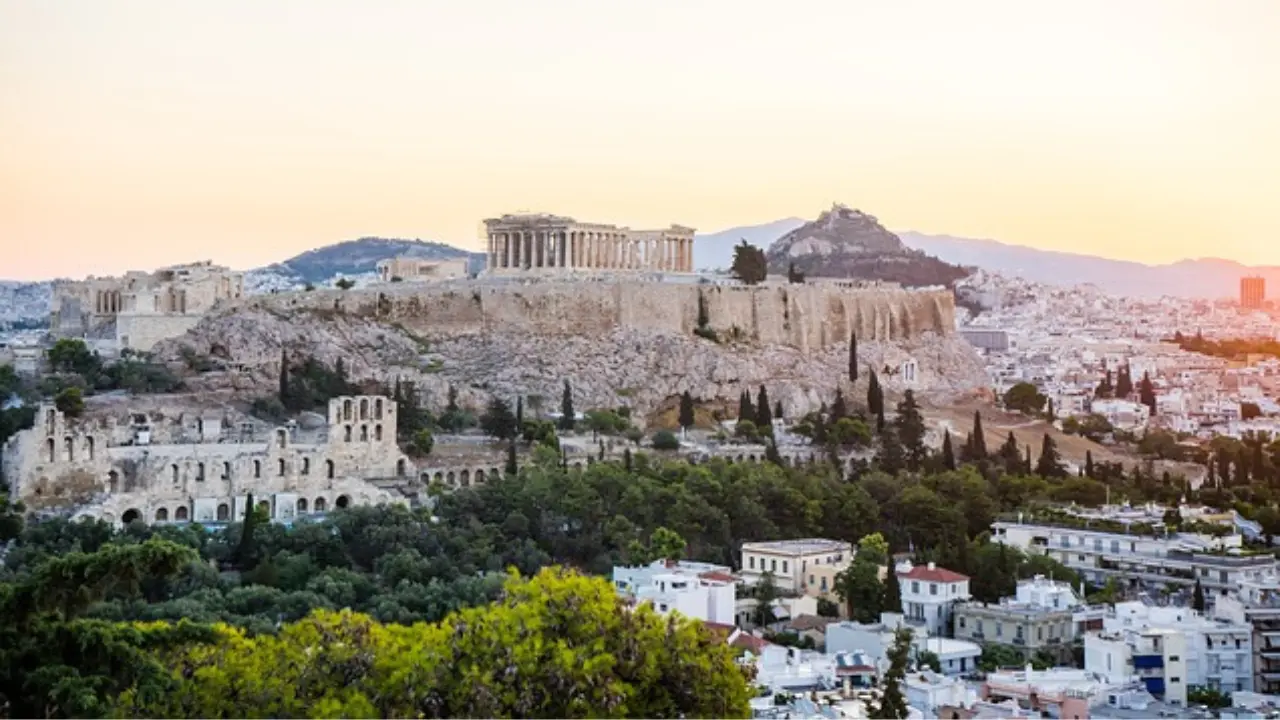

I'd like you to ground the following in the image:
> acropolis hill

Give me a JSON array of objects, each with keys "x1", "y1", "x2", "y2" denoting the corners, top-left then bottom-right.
[{"x1": 151, "y1": 210, "x2": 985, "y2": 421}]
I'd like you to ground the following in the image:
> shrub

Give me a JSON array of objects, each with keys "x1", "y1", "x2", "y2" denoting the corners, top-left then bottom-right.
[{"x1": 651, "y1": 430, "x2": 680, "y2": 451}]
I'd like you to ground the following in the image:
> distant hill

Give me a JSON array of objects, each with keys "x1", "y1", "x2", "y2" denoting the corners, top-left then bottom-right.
[
  {"x1": 764, "y1": 205, "x2": 969, "y2": 287},
  {"x1": 693, "y1": 218, "x2": 806, "y2": 271},
  {"x1": 256, "y1": 237, "x2": 485, "y2": 285},
  {"x1": 897, "y1": 232, "x2": 1278, "y2": 299}
]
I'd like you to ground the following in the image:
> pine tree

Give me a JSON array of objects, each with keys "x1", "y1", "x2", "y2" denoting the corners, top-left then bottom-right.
[
  {"x1": 1193, "y1": 578, "x2": 1206, "y2": 611},
  {"x1": 941, "y1": 431, "x2": 956, "y2": 471},
  {"x1": 1036, "y1": 434, "x2": 1065, "y2": 477},
  {"x1": 1139, "y1": 371, "x2": 1157, "y2": 415},
  {"x1": 971, "y1": 411, "x2": 988, "y2": 459},
  {"x1": 559, "y1": 379, "x2": 575, "y2": 430},
  {"x1": 831, "y1": 388, "x2": 848, "y2": 422},
  {"x1": 849, "y1": 331, "x2": 859, "y2": 383},
  {"x1": 895, "y1": 390, "x2": 927, "y2": 472},
  {"x1": 756, "y1": 386, "x2": 772, "y2": 430},
  {"x1": 678, "y1": 391, "x2": 695, "y2": 433},
  {"x1": 872, "y1": 628, "x2": 913, "y2": 719},
  {"x1": 738, "y1": 390, "x2": 754, "y2": 422},
  {"x1": 505, "y1": 439, "x2": 518, "y2": 475}
]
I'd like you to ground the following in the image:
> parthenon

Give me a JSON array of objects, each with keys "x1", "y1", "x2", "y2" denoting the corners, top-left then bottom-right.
[{"x1": 483, "y1": 213, "x2": 695, "y2": 273}]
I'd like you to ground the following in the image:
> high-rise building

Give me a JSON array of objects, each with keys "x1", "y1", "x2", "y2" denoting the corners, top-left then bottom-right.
[{"x1": 1241, "y1": 276, "x2": 1266, "y2": 309}]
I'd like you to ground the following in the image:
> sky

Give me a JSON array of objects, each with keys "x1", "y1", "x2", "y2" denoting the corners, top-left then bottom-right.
[{"x1": 2, "y1": 0, "x2": 1278, "y2": 281}]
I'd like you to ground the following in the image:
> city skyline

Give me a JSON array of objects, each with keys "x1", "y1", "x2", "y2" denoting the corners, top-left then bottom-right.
[{"x1": 3, "y1": 0, "x2": 1278, "y2": 281}]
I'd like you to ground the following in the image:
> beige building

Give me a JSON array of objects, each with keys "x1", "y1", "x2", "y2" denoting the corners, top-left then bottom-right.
[
  {"x1": 50, "y1": 261, "x2": 244, "y2": 352},
  {"x1": 0, "y1": 394, "x2": 413, "y2": 527},
  {"x1": 483, "y1": 213, "x2": 695, "y2": 273},
  {"x1": 376, "y1": 257, "x2": 469, "y2": 283},
  {"x1": 740, "y1": 538, "x2": 853, "y2": 596},
  {"x1": 953, "y1": 576, "x2": 1096, "y2": 663}
]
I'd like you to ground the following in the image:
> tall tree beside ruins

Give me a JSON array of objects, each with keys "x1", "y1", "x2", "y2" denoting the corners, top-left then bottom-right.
[
  {"x1": 1139, "y1": 372, "x2": 1157, "y2": 415},
  {"x1": 755, "y1": 386, "x2": 772, "y2": 431},
  {"x1": 941, "y1": 431, "x2": 956, "y2": 471},
  {"x1": 738, "y1": 390, "x2": 755, "y2": 422},
  {"x1": 849, "y1": 331, "x2": 859, "y2": 383},
  {"x1": 895, "y1": 391, "x2": 927, "y2": 472},
  {"x1": 730, "y1": 240, "x2": 767, "y2": 285},
  {"x1": 969, "y1": 411, "x2": 988, "y2": 460},
  {"x1": 558, "y1": 380, "x2": 575, "y2": 431}
]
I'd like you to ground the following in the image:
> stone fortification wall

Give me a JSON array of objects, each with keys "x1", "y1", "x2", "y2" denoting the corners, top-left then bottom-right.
[{"x1": 245, "y1": 278, "x2": 954, "y2": 349}]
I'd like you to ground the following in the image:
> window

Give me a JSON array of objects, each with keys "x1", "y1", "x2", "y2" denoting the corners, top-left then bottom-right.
[
  {"x1": 1170, "y1": 677, "x2": 1181, "y2": 684},
  {"x1": 959, "y1": 617, "x2": 966, "y2": 629},
  {"x1": 1169, "y1": 655, "x2": 1180, "y2": 662},
  {"x1": 1110, "y1": 540, "x2": 1120, "y2": 553},
  {"x1": 222, "y1": 461, "x2": 231, "y2": 480},
  {"x1": 749, "y1": 557, "x2": 755, "y2": 570},
  {"x1": 278, "y1": 458, "x2": 286, "y2": 476},
  {"x1": 326, "y1": 459, "x2": 335, "y2": 479},
  {"x1": 171, "y1": 464, "x2": 179, "y2": 483},
  {"x1": 782, "y1": 561, "x2": 788, "y2": 574},
  {"x1": 344, "y1": 426, "x2": 352, "y2": 442},
  {"x1": 996, "y1": 622, "x2": 1003, "y2": 638},
  {"x1": 196, "y1": 462, "x2": 205, "y2": 481},
  {"x1": 912, "y1": 582, "x2": 920, "y2": 594},
  {"x1": 930, "y1": 583, "x2": 938, "y2": 596},
  {"x1": 809, "y1": 575, "x2": 815, "y2": 585},
  {"x1": 375, "y1": 425, "x2": 383, "y2": 441},
  {"x1": 253, "y1": 460, "x2": 261, "y2": 478},
  {"x1": 360, "y1": 425, "x2": 368, "y2": 442},
  {"x1": 301, "y1": 458, "x2": 310, "y2": 475},
  {"x1": 770, "y1": 559, "x2": 776, "y2": 573}
]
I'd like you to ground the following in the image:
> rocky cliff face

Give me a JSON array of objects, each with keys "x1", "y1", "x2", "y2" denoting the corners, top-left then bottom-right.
[
  {"x1": 154, "y1": 304, "x2": 987, "y2": 424},
  {"x1": 767, "y1": 204, "x2": 969, "y2": 287}
]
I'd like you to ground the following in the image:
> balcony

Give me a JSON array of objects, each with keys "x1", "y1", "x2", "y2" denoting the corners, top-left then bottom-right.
[{"x1": 1133, "y1": 654, "x2": 1164, "y2": 670}]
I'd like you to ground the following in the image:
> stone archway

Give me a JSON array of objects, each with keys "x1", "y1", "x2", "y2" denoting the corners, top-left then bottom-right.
[
  {"x1": 336, "y1": 494, "x2": 350, "y2": 509},
  {"x1": 154, "y1": 508, "x2": 169, "y2": 522},
  {"x1": 175, "y1": 506, "x2": 189, "y2": 522},
  {"x1": 217, "y1": 503, "x2": 230, "y2": 521},
  {"x1": 122, "y1": 508, "x2": 141, "y2": 525},
  {"x1": 315, "y1": 497, "x2": 328, "y2": 513}
]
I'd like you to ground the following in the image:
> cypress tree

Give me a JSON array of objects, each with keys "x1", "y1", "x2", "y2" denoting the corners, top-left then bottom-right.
[
  {"x1": 678, "y1": 391, "x2": 696, "y2": 433},
  {"x1": 831, "y1": 388, "x2": 849, "y2": 421},
  {"x1": 738, "y1": 390, "x2": 754, "y2": 422},
  {"x1": 516, "y1": 396, "x2": 524, "y2": 427},
  {"x1": 971, "y1": 411, "x2": 988, "y2": 459},
  {"x1": 624, "y1": 448, "x2": 633, "y2": 472},
  {"x1": 849, "y1": 331, "x2": 859, "y2": 383},
  {"x1": 883, "y1": 562, "x2": 903, "y2": 612},
  {"x1": 1139, "y1": 372, "x2": 1157, "y2": 415},
  {"x1": 765, "y1": 440, "x2": 784, "y2": 467},
  {"x1": 1115, "y1": 365, "x2": 1134, "y2": 398},
  {"x1": 942, "y1": 431, "x2": 956, "y2": 471},
  {"x1": 756, "y1": 386, "x2": 772, "y2": 430},
  {"x1": 277, "y1": 350, "x2": 290, "y2": 405},
  {"x1": 505, "y1": 439, "x2": 518, "y2": 475},
  {"x1": 1085, "y1": 450, "x2": 1095, "y2": 479},
  {"x1": 1024, "y1": 445, "x2": 1033, "y2": 474},
  {"x1": 1193, "y1": 579, "x2": 1206, "y2": 611},
  {"x1": 1046, "y1": 397, "x2": 1056, "y2": 421},
  {"x1": 1036, "y1": 434, "x2": 1065, "y2": 477},
  {"x1": 559, "y1": 379, "x2": 575, "y2": 430},
  {"x1": 774, "y1": 400, "x2": 784, "y2": 422},
  {"x1": 867, "y1": 371, "x2": 883, "y2": 417},
  {"x1": 235, "y1": 493, "x2": 259, "y2": 570}
]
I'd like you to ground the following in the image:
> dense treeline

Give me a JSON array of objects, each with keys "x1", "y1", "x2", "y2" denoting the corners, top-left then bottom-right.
[{"x1": 1171, "y1": 331, "x2": 1280, "y2": 361}]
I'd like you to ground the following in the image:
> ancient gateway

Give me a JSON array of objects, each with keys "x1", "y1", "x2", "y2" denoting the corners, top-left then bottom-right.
[
  {"x1": 483, "y1": 213, "x2": 696, "y2": 273},
  {"x1": 50, "y1": 260, "x2": 244, "y2": 352}
]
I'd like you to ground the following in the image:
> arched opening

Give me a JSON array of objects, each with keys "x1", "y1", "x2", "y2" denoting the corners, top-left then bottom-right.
[
  {"x1": 446, "y1": 471, "x2": 455, "y2": 486},
  {"x1": 343, "y1": 399, "x2": 353, "y2": 421},
  {"x1": 460, "y1": 469, "x2": 470, "y2": 486},
  {"x1": 276, "y1": 429, "x2": 287, "y2": 449},
  {"x1": 314, "y1": 497, "x2": 327, "y2": 513},
  {"x1": 344, "y1": 425, "x2": 353, "y2": 442},
  {"x1": 253, "y1": 460, "x2": 261, "y2": 478},
  {"x1": 737, "y1": 454, "x2": 745, "y2": 463},
  {"x1": 122, "y1": 508, "x2": 141, "y2": 524},
  {"x1": 107, "y1": 470, "x2": 119, "y2": 493},
  {"x1": 46, "y1": 437, "x2": 55, "y2": 462},
  {"x1": 326, "y1": 459, "x2": 335, "y2": 479},
  {"x1": 175, "y1": 506, "x2": 189, "y2": 522},
  {"x1": 573, "y1": 462, "x2": 583, "y2": 469},
  {"x1": 491, "y1": 467, "x2": 500, "y2": 478},
  {"x1": 375, "y1": 399, "x2": 384, "y2": 419},
  {"x1": 375, "y1": 424, "x2": 383, "y2": 441},
  {"x1": 196, "y1": 462, "x2": 205, "y2": 481},
  {"x1": 396, "y1": 458, "x2": 406, "y2": 477},
  {"x1": 171, "y1": 464, "x2": 180, "y2": 483},
  {"x1": 360, "y1": 398, "x2": 369, "y2": 420},
  {"x1": 297, "y1": 497, "x2": 309, "y2": 514},
  {"x1": 155, "y1": 507, "x2": 169, "y2": 522},
  {"x1": 335, "y1": 494, "x2": 350, "y2": 509},
  {"x1": 748, "y1": 455, "x2": 756, "y2": 463},
  {"x1": 216, "y1": 503, "x2": 230, "y2": 521},
  {"x1": 277, "y1": 458, "x2": 286, "y2": 476},
  {"x1": 301, "y1": 457, "x2": 310, "y2": 475},
  {"x1": 64, "y1": 436, "x2": 74, "y2": 462},
  {"x1": 360, "y1": 425, "x2": 368, "y2": 442},
  {"x1": 86, "y1": 436, "x2": 95, "y2": 460},
  {"x1": 475, "y1": 469, "x2": 486, "y2": 484},
  {"x1": 433, "y1": 472, "x2": 443, "y2": 484},
  {"x1": 222, "y1": 461, "x2": 232, "y2": 480}
]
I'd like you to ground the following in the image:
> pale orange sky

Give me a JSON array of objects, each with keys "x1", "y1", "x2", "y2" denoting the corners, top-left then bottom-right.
[{"x1": 2, "y1": 0, "x2": 1278, "y2": 281}]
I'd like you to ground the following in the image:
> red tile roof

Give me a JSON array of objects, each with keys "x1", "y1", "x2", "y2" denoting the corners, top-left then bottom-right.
[
  {"x1": 731, "y1": 633, "x2": 773, "y2": 653},
  {"x1": 899, "y1": 565, "x2": 969, "y2": 583},
  {"x1": 699, "y1": 570, "x2": 738, "y2": 584}
]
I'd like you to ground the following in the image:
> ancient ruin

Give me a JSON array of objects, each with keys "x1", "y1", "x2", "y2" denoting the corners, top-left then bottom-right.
[
  {"x1": 1, "y1": 394, "x2": 414, "y2": 527},
  {"x1": 49, "y1": 260, "x2": 244, "y2": 352},
  {"x1": 483, "y1": 213, "x2": 696, "y2": 273},
  {"x1": 376, "y1": 257, "x2": 469, "y2": 283}
]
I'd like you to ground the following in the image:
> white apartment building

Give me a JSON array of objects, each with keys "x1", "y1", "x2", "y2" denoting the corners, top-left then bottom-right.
[
  {"x1": 826, "y1": 613, "x2": 982, "y2": 677},
  {"x1": 1089, "y1": 399, "x2": 1152, "y2": 432},
  {"x1": 1086, "y1": 627, "x2": 1189, "y2": 707},
  {"x1": 1093, "y1": 601, "x2": 1254, "y2": 694},
  {"x1": 1214, "y1": 571, "x2": 1280, "y2": 695},
  {"x1": 612, "y1": 559, "x2": 736, "y2": 624},
  {"x1": 740, "y1": 538, "x2": 853, "y2": 595},
  {"x1": 898, "y1": 560, "x2": 971, "y2": 637},
  {"x1": 992, "y1": 520, "x2": 1278, "y2": 594}
]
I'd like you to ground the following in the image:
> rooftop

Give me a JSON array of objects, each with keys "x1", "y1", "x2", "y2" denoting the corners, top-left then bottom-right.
[
  {"x1": 899, "y1": 561, "x2": 969, "y2": 584},
  {"x1": 741, "y1": 538, "x2": 852, "y2": 556}
]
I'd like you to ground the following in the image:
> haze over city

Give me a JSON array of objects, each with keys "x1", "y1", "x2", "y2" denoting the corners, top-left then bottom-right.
[{"x1": 2, "y1": 0, "x2": 1278, "y2": 281}]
